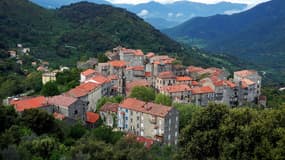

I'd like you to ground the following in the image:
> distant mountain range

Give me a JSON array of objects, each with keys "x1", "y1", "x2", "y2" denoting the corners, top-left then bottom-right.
[
  {"x1": 0, "y1": 0, "x2": 182, "y2": 65},
  {"x1": 29, "y1": 0, "x2": 247, "y2": 29},
  {"x1": 164, "y1": 0, "x2": 285, "y2": 85}
]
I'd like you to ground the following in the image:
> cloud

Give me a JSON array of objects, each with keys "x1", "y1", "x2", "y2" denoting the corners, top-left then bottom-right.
[
  {"x1": 138, "y1": 9, "x2": 149, "y2": 17},
  {"x1": 176, "y1": 13, "x2": 183, "y2": 17},
  {"x1": 168, "y1": 12, "x2": 174, "y2": 17},
  {"x1": 107, "y1": 0, "x2": 271, "y2": 5}
]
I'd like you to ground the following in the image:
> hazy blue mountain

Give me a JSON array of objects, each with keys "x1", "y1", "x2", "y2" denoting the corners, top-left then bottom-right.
[
  {"x1": 29, "y1": 0, "x2": 110, "y2": 8},
  {"x1": 30, "y1": 0, "x2": 247, "y2": 29},
  {"x1": 165, "y1": 0, "x2": 285, "y2": 85},
  {"x1": 145, "y1": 18, "x2": 180, "y2": 29}
]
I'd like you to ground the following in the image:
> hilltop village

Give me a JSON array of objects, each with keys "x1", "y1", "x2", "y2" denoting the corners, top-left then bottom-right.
[{"x1": 7, "y1": 46, "x2": 264, "y2": 146}]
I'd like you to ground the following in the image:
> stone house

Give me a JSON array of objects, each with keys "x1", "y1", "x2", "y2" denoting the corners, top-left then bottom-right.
[
  {"x1": 160, "y1": 84, "x2": 192, "y2": 103},
  {"x1": 117, "y1": 98, "x2": 179, "y2": 145},
  {"x1": 126, "y1": 66, "x2": 145, "y2": 81},
  {"x1": 48, "y1": 95, "x2": 87, "y2": 121},
  {"x1": 118, "y1": 48, "x2": 144, "y2": 66},
  {"x1": 66, "y1": 82, "x2": 101, "y2": 111},
  {"x1": 99, "y1": 103, "x2": 119, "y2": 128},
  {"x1": 192, "y1": 86, "x2": 215, "y2": 106},
  {"x1": 155, "y1": 71, "x2": 176, "y2": 91},
  {"x1": 96, "y1": 63, "x2": 110, "y2": 76}
]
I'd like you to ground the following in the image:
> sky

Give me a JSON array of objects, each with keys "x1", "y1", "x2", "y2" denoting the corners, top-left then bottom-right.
[{"x1": 106, "y1": 0, "x2": 270, "y2": 5}]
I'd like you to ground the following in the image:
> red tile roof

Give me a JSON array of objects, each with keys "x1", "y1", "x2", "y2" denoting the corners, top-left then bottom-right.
[
  {"x1": 192, "y1": 86, "x2": 214, "y2": 94},
  {"x1": 158, "y1": 71, "x2": 176, "y2": 79},
  {"x1": 235, "y1": 70, "x2": 257, "y2": 78},
  {"x1": 126, "y1": 80, "x2": 150, "y2": 95},
  {"x1": 192, "y1": 81, "x2": 199, "y2": 86},
  {"x1": 81, "y1": 69, "x2": 96, "y2": 76},
  {"x1": 120, "y1": 98, "x2": 172, "y2": 117},
  {"x1": 48, "y1": 95, "x2": 77, "y2": 107},
  {"x1": 187, "y1": 66, "x2": 204, "y2": 73},
  {"x1": 241, "y1": 78, "x2": 255, "y2": 89},
  {"x1": 11, "y1": 96, "x2": 47, "y2": 112},
  {"x1": 86, "y1": 112, "x2": 100, "y2": 123},
  {"x1": 100, "y1": 103, "x2": 119, "y2": 113},
  {"x1": 136, "y1": 136, "x2": 154, "y2": 149},
  {"x1": 225, "y1": 80, "x2": 236, "y2": 88},
  {"x1": 146, "y1": 52, "x2": 155, "y2": 58},
  {"x1": 176, "y1": 76, "x2": 193, "y2": 81},
  {"x1": 126, "y1": 66, "x2": 144, "y2": 71},
  {"x1": 90, "y1": 75, "x2": 111, "y2": 84},
  {"x1": 109, "y1": 60, "x2": 127, "y2": 68},
  {"x1": 161, "y1": 84, "x2": 191, "y2": 93},
  {"x1": 67, "y1": 82, "x2": 99, "y2": 98}
]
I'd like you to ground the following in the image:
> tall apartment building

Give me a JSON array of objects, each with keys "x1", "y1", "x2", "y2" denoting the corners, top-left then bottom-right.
[{"x1": 117, "y1": 98, "x2": 179, "y2": 145}]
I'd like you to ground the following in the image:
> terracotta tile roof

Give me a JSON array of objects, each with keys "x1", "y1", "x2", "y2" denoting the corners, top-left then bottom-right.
[
  {"x1": 86, "y1": 112, "x2": 100, "y2": 123},
  {"x1": 241, "y1": 78, "x2": 255, "y2": 89},
  {"x1": 192, "y1": 86, "x2": 214, "y2": 94},
  {"x1": 53, "y1": 112, "x2": 65, "y2": 120},
  {"x1": 213, "y1": 80, "x2": 225, "y2": 87},
  {"x1": 187, "y1": 66, "x2": 204, "y2": 73},
  {"x1": 136, "y1": 136, "x2": 154, "y2": 149},
  {"x1": 89, "y1": 75, "x2": 111, "y2": 84},
  {"x1": 146, "y1": 52, "x2": 155, "y2": 58},
  {"x1": 192, "y1": 81, "x2": 199, "y2": 86},
  {"x1": 145, "y1": 72, "x2": 151, "y2": 77},
  {"x1": 81, "y1": 69, "x2": 96, "y2": 76},
  {"x1": 161, "y1": 84, "x2": 191, "y2": 93},
  {"x1": 225, "y1": 80, "x2": 236, "y2": 88},
  {"x1": 109, "y1": 60, "x2": 127, "y2": 68},
  {"x1": 176, "y1": 76, "x2": 193, "y2": 81},
  {"x1": 100, "y1": 103, "x2": 119, "y2": 113},
  {"x1": 67, "y1": 82, "x2": 99, "y2": 98},
  {"x1": 48, "y1": 95, "x2": 77, "y2": 107},
  {"x1": 126, "y1": 80, "x2": 150, "y2": 94},
  {"x1": 235, "y1": 70, "x2": 257, "y2": 78},
  {"x1": 134, "y1": 49, "x2": 144, "y2": 56},
  {"x1": 11, "y1": 96, "x2": 47, "y2": 112},
  {"x1": 158, "y1": 71, "x2": 176, "y2": 79},
  {"x1": 126, "y1": 66, "x2": 144, "y2": 71},
  {"x1": 120, "y1": 98, "x2": 172, "y2": 117}
]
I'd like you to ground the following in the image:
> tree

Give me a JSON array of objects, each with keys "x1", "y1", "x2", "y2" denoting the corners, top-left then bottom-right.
[
  {"x1": 155, "y1": 94, "x2": 172, "y2": 106},
  {"x1": 20, "y1": 109, "x2": 62, "y2": 136},
  {"x1": 130, "y1": 86, "x2": 155, "y2": 102},
  {"x1": 70, "y1": 139, "x2": 113, "y2": 160},
  {"x1": 173, "y1": 103, "x2": 201, "y2": 129},
  {"x1": 41, "y1": 81, "x2": 59, "y2": 96},
  {"x1": 69, "y1": 123, "x2": 87, "y2": 140},
  {"x1": 0, "y1": 106, "x2": 18, "y2": 133},
  {"x1": 178, "y1": 104, "x2": 229, "y2": 160}
]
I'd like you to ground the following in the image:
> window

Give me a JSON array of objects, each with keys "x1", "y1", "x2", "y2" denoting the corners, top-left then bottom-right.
[
  {"x1": 168, "y1": 135, "x2": 171, "y2": 140},
  {"x1": 137, "y1": 116, "x2": 139, "y2": 120},
  {"x1": 74, "y1": 110, "x2": 78, "y2": 115},
  {"x1": 130, "y1": 118, "x2": 133, "y2": 123},
  {"x1": 125, "y1": 117, "x2": 128, "y2": 120},
  {"x1": 126, "y1": 109, "x2": 128, "y2": 113},
  {"x1": 125, "y1": 124, "x2": 128, "y2": 128}
]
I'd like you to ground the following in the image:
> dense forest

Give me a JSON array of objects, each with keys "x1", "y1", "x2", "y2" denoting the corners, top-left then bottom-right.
[{"x1": 1, "y1": 102, "x2": 285, "y2": 159}]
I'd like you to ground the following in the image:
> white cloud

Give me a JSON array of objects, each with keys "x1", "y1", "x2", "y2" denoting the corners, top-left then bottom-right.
[
  {"x1": 138, "y1": 9, "x2": 149, "y2": 17},
  {"x1": 168, "y1": 12, "x2": 174, "y2": 17},
  {"x1": 107, "y1": 0, "x2": 271, "y2": 5},
  {"x1": 176, "y1": 13, "x2": 183, "y2": 17}
]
